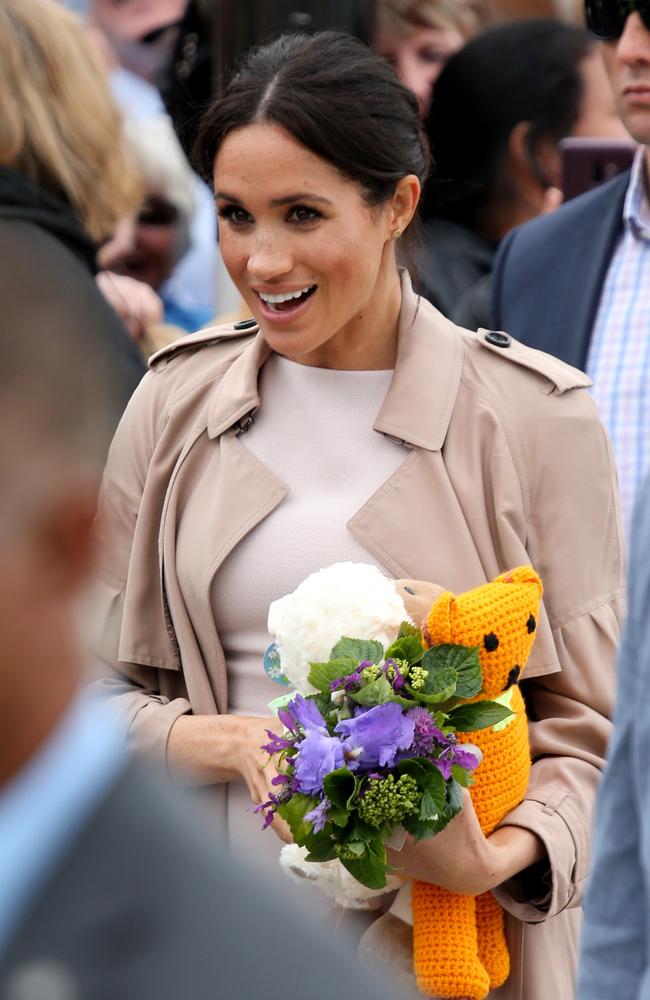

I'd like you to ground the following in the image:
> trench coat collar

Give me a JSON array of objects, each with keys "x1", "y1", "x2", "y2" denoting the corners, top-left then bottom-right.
[{"x1": 207, "y1": 272, "x2": 463, "y2": 451}]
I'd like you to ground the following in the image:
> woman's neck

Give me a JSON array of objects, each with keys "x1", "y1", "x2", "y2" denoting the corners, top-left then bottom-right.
[{"x1": 293, "y1": 263, "x2": 403, "y2": 371}]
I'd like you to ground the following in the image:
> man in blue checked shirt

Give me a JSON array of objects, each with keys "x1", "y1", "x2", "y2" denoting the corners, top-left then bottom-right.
[{"x1": 493, "y1": 0, "x2": 650, "y2": 536}]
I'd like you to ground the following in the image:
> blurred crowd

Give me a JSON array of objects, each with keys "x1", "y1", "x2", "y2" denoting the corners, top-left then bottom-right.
[
  {"x1": 0, "y1": 1, "x2": 649, "y2": 999},
  {"x1": 1, "y1": 0, "x2": 626, "y2": 375}
]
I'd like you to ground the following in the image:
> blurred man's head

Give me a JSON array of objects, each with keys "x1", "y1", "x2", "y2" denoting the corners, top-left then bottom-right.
[
  {"x1": 586, "y1": 2, "x2": 650, "y2": 147},
  {"x1": 0, "y1": 223, "x2": 122, "y2": 784}
]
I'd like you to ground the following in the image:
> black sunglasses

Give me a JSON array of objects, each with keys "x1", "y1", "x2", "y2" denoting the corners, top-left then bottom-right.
[{"x1": 586, "y1": 0, "x2": 650, "y2": 39}]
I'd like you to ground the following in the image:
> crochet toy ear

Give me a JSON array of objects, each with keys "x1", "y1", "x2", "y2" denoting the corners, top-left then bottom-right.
[
  {"x1": 496, "y1": 565, "x2": 543, "y2": 600},
  {"x1": 422, "y1": 591, "x2": 456, "y2": 648}
]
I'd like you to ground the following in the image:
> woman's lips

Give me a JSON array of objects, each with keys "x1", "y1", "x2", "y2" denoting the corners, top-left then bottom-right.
[{"x1": 255, "y1": 286, "x2": 317, "y2": 324}]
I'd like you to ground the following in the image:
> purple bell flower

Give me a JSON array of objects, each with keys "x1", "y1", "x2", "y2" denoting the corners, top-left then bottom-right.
[
  {"x1": 286, "y1": 693, "x2": 328, "y2": 733},
  {"x1": 335, "y1": 702, "x2": 415, "y2": 770},
  {"x1": 305, "y1": 797, "x2": 332, "y2": 833},
  {"x1": 293, "y1": 729, "x2": 345, "y2": 795}
]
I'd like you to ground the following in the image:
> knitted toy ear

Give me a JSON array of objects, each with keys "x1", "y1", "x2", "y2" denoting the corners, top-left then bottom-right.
[
  {"x1": 422, "y1": 591, "x2": 456, "y2": 648},
  {"x1": 496, "y1": 565, "x2": 543, "y2": 600}
]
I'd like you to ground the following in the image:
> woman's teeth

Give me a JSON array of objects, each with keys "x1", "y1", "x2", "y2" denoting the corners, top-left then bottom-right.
[{"x1": 258, "y1": 285, "x2": 316, "y2": 311}]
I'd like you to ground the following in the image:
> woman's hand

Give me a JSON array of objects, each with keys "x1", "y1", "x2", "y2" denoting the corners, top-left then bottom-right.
[
  {"x1": 230, "y1": 716, "x2": 293, "y2": 844},
  {"x1": 386, "y1": 790, "x2": 545, "y2": 895},
  {"x1": 167, "y1": 713, "x2": 292, "y2": 843}
]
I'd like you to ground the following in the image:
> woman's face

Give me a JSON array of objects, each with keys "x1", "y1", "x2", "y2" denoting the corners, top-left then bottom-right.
[
  {"x1": 375, "y1": 26, "x2": 466, "y2": 116},
  {"x1": 214, "y1": 123, "x2": 400, "y2": 367}
]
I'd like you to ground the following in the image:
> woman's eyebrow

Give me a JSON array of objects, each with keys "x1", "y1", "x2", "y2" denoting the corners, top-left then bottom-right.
[{"x1": 214, "y1": 191, "x2": 333, "y2": 206}]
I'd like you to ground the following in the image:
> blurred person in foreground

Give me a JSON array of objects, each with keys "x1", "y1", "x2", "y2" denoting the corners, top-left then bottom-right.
[
  {"x1": 89, "y1": 28, "x2": 623, "y2": 1000},
  {"x1": 420, "y1": 18, "x2": 629, "y2": 328},
  {"x1": 492, "y1": 1, "x2": 650, "y2": 535},
  {"x1": 577, "y1": 468, "x2": 650, "y2": 1000},
  {"x1": 0, "y1": 203, "x2": 404, "y2": 1000},
  {"x1": 0, "y1": 0, "x2": 152, "y2": 414},
  {"x1": 374, "y1": 0, "x2": 484, "y2": 115}
]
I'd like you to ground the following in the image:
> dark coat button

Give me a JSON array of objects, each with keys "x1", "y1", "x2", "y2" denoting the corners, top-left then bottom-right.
[
  {"x1": 485, "y1": 330, "x2": 511, "y2": 348},
  {"x1": 234, "y1": 318, "x2": 257, "y2": 330}
]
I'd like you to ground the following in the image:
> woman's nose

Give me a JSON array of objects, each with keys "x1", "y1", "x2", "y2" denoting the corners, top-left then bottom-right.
[{"x1": 246, "y1": 245, "x2": 293, "y2": 282}]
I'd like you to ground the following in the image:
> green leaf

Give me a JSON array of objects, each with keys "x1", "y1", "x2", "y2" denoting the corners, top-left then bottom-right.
[
  {"x1": 307, "y1": 658, "x2": 358, "y2": 693},
  {"x1": 277, "y1": 793, "x2": 319, "y2": 845},
  {"x1": 327, "y1": 803, "x2": 350, "y2": 828},
  {"x1": 323, "y1": 767, "x2": 358, "y2": 810},
  {"x1": 339, "y1": 839, "x2": 388, "y2": 890},
  {"x1": 349, "y1": 675, "x2": 393, "y2": 707},
  {"x1": 446, "y1": 776, "x2": 464, "y2": 818},
  {"x1": 384, "y1": 634, "x2": 424, "y2": 665},
  {"x1": 388, "y1": 693, "x2": 417, "y2": 708},
  {"x1": 406, "y1": 665, "x2": 458, "y2": 704},
  {"x1": 419, "y1": 788, "x2": 441, "y2": 822},
  {"x1": 451, "y1": 763, "x2": 474, "y2": 788},
  {"x1": 398, "y1": 621, "x2": 420, "y2": 639},
  {"x1": 330, "y1": 637, "x2": 384, "y2": 664},
  {"x1": 401, "y1": 813, "x2": 438, "y2": 842},
  {"x1": 428, "y1": 644, "x2": 483, "y2": 699},
  {"x1": 447, "y1": 700, "x2": 514, "y2": 732},
  {"x1": 304, "y1": 831, "x2": 337, "y2": 862}
]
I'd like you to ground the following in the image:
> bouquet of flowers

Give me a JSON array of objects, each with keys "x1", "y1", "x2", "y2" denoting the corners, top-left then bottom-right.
[{"x1": 258, "y1": 563, "x2": 513, "y2": 894}]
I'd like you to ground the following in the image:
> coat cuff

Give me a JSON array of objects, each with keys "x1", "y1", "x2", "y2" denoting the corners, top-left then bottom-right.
[
  {"x1": 129, "y1": 696, "x2": 192, "y2": 772},
  {"x1": 492, "y1": 786, "x2": 587, "y2": 923}
]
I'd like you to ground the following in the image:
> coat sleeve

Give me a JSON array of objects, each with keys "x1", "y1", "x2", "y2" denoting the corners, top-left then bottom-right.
[
  {"x1": 88, "y1": 370, "x2": 192, "y2": 766},
  {"x1": 576, "y1": 485, "x2": 649, "y2": 999},
  {"x1": 492, "y1": 386, "x2": 625, "y2": 922}
]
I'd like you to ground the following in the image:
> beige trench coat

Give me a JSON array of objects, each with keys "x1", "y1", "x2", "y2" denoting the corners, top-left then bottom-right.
[{"x1": 91, "y1": 279, "x2": 624, "y2": 1000}]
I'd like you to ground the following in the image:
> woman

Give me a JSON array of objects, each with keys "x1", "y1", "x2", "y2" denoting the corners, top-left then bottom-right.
[
  {"x1": 91, "y1": 31, "x2": 623, "y2": 1000},
  {"x1": 374, "y1": 0, "x2": 483, "y2": 115},
  {"x1": 0, "y1": 0, "x2": 158, "y2": 408},
  {"x1": 419, "y1": 19, "x2": 629, "y2": 328}
]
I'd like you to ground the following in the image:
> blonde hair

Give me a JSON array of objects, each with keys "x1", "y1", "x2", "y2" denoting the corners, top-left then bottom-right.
[
  {"x1": 376, "y1": 0, "x2": 485, "y2": 38},
  {"x1": 0, "y1": 0, "x2": 142, "y2": 241}
]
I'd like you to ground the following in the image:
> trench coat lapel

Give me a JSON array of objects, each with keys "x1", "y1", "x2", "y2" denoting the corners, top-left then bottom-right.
[
  {"x1": 350, "y1": 278, "x2": 488, "y2": 589},
  {"x1": 159, "y1": 336, "x2": 287, "y2": 713}
]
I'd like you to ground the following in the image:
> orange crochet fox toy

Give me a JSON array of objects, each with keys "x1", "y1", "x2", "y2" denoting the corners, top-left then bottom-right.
[{"x1": 412, "y1": 567, "x2": 543, "y2": 1000}]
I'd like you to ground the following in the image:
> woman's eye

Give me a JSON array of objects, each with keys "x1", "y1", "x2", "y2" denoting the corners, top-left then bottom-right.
[
  {"x1": 217, "y1": 205, "x2": 253, "y2": 227},
  {"x1": 417, "y1": 48, "x2": 445, "y2": 65},
  {"x1": 288, "y1": 205, "x2": 321, "y2": 225}
]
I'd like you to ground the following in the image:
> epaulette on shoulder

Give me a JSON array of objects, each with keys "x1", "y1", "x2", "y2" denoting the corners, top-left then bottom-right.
[
  {"x1": 148, "y1": 318, "x2": 259, "y2": 370},
  {"x1": 475, "y1": 328, "x2": 591, "y2": 394}
]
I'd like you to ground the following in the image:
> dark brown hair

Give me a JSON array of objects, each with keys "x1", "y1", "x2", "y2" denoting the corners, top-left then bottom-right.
[{"x1": 194, "y1": 31, "x2": 430, "y2": 209}]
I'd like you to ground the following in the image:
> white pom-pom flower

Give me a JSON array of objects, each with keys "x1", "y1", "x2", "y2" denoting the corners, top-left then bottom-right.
[
  {"x1": 267, "y1": 562, "x2": 410, "y2": 694},
  {"x1": 280, "y1": 844, "x2": 403, "y2": 908}
]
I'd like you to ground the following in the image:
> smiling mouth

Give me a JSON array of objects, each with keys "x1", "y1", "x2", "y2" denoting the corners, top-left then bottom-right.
[{"x1": 257, "y1": 285, "x2": 317, "y2": 313}]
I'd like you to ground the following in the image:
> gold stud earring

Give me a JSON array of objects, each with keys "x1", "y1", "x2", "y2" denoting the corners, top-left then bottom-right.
[{"x1": 392, "y1": 228, "x2": 403, "y2": 240}]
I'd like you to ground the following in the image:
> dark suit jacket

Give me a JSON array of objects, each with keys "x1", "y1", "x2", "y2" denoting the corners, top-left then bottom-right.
[
  {"x1": 492, "y1": 171, "x2": 630, "y2": 371},
  {"x1": 0, "y1": 760, "x2": 402, "y2": 1000}
]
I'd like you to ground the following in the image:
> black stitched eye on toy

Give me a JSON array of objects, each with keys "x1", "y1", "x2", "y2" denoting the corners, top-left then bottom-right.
[
  {"x1": 527, "y1": 615, "x2": 536, "y2": 634},
  {"x1": 484, "y1": 633, "x2": 499, "y2": 652}
]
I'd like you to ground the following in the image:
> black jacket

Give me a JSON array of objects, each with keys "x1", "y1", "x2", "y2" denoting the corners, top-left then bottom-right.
[{"x1": 0, "y1": 168, "x2": 145, "y2": 418}]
